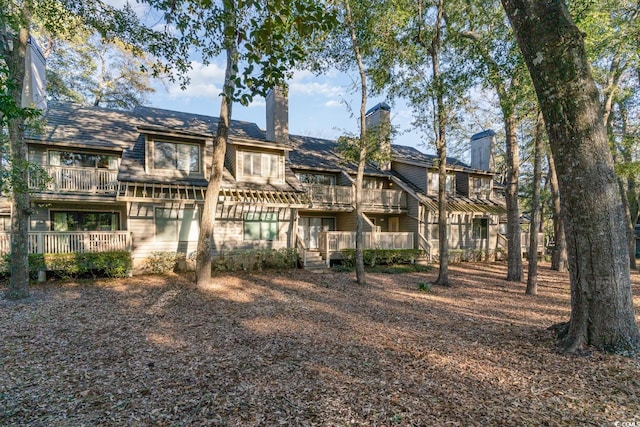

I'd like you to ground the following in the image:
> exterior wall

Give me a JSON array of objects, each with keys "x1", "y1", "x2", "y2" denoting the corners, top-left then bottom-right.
[
  {"x1": 456, "y1": 172, "x2": 470, "y2": 197},
  {"x1": 129, "y1": 201, "x2": 294, "y2": 263},
  {"x1": 428, "y1": 211, "x2": 501, "y2": 258},
  {"x1": 391, "y1": 161, "x2": 427, "y2": 193},
  {"x1": 337, "y1": 173, "x2": 353, "y2": 187},
  {"x1": 225, "y1": 144, "x2": 238, "y2": 176}
]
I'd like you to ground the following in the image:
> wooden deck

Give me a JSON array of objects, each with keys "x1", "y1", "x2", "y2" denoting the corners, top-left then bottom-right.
[{"x1": 0, "y1": 231, "x2": 132, "y2": 255}]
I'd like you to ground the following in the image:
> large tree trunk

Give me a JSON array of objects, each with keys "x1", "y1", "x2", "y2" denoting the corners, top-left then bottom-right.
[
  {"x1": 4, "y1": 23, "x2": 31, "y2": 300},
  {"x1": 502, "y1": 0, "x2": 640, "y2": 354},
  {"x1": 344, "y1": 0, "x2": 367, "y2": 285},
  {"x1": 195, "y1": 10, "x2": 237, "y2": 286},
  {"x1": 526, "y1": 112, "x2": 544, "y2": 295},
  {"x1": 504, "y1": 114, "x2": 522, "y2": 282},
  {"x1": 432, "y1": 0, "x2": 449, "y2": 287},
  {"x1": 547, "y1": 149, "x2": 568, "y2": 272}
]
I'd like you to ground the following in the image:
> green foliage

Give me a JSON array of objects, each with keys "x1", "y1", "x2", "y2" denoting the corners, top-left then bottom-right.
[
  {"x1": 142, "y1": 252, "x2": 187, "y2": 274},
  {"x1": 340, "y1": 249, "x2": 425, "y2": 267},
  {"x1": 368, "y1": 264, "x2": 432, "y2": 274},
  {"x1": 417, "y1": 281, "x2": 432, "y2": 293},
  {"x1": 0, "y1": 251, "x2": 132, "y2": 279},
  {"x1": 215, "y1": 248, "x2": 298, "y2": 271}
]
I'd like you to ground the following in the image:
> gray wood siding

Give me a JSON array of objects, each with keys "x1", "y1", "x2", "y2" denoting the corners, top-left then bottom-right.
[
  {"x1": 392, "y1": 161, "x2": 427, "y2": 193},
  {"x1": 225, "y1": 144, "x2": 237, "y2": 176},
  {"x1": 456, "y1": 172, "x2": 470, "y2": 197},
  {"x1": 129, "y1": 202, "x2": 294, "y2": 261}
]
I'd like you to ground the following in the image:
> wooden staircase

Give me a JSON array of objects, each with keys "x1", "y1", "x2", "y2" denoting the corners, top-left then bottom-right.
[{"x1": 302, "y1": 251, "x2": 327, "y2": 271}]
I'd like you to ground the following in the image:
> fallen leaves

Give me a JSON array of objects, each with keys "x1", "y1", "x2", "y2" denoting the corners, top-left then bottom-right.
[{"x1": 0, "y1": 263, "x2": 639, "y2": 426}]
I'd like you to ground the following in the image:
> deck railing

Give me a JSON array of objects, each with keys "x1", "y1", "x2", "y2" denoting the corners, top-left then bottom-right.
[
  {"x1": 30, "y1": 166, "x2": 119, "y2": 194},
  {"x1": 305, "y1": 184, "x2": 353, "y2": 206},
  {"x1": 361, "y1": 188, "x2": 407, "y2": 209},
  {"x1": 319, "y1": 231, "x2": 414, "y2": 258},
  {"x1": 0, "y1": 231, "x2": 132, "y2": 255},
  {"x1": 305, "y1": 184, "x2": 407, "y2": 210}
]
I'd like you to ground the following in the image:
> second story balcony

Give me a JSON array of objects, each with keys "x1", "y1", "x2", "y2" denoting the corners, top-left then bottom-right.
[
  {"x1": 30, "y1": 165, "x2": 119, "y2": 195},
  {"x1": 304, "y1": 184, "x2": 407, "y2": 212}
]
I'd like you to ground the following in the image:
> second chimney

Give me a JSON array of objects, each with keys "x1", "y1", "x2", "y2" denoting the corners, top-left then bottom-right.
[
  {"x1": 266, "y1": 85, "x2": 289, "y2": 144},
  {"x1": 365, "y1": 102, "x2": 391, "y2": 171},
  {"x1": 470, "y1": 129, "x2": 496, "y2": 172}
]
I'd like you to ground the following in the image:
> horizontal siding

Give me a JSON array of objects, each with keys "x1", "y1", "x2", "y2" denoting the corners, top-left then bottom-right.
[
  {"x1": 392, "y1": 161, "x2": 427, "y2": 193},
  {"x1": 129, "y1": 202, "x2": 294, "y2": 260}
]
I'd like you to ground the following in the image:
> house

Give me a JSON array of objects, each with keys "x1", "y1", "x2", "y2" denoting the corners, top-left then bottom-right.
[{"x1": 1, "y1": 85, "x2": 544, "y2": 271}]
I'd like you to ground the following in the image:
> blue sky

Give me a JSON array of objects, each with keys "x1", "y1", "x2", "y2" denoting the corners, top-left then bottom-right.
[{"x1": 148, "y1": 62, "x2": 426, "y2": 150}]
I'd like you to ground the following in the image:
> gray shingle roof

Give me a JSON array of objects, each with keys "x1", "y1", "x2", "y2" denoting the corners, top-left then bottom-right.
[
  {"x1": 391, "y1": 144, "x2": 472, "y2": 170},
  {"x1": 27, "y1": 101, "x2": 138, "y2": 152},
  {"x1": 288, "y1": 134, "x2": 389, "y2": 176},
  {"x1": 31, "y1": 102, "x2": 302, "y2": 193}
]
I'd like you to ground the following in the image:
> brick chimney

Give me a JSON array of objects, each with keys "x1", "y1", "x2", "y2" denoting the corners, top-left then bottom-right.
[
  {"x1": 470, "y1": 129, "x2": 496, "y2": 172},
  {"x1": 265, "y1": 85, "x2": 288, "y2": 144},
  {"x1": 365, "y1": 102, "x2": 391, "y2": 171}
]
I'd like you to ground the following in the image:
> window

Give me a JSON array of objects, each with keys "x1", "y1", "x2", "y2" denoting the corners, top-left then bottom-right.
[
  {"x1": 154, "y1": 141, "x2": 200, "y2": 172},
  {"x1": 472, "y1": 218, "x2": 489, "y2": 239},
  {"x1": 49, "y1": 151, "x2": 118, "y2": 169},
  {"x1": 429, "y1": 172, "x2": 455, "y2": 194},
  {"x1": 363, "y1": 178, "x2": 384, "y2": 189},
  {"x1": 296, "y1": 172, "x2": 336, "y2": 186},
  {"x1": 155, "y1": 208, "x2": 200, "y2": 242},
  {"x1": 244, "y1": 212, "x2": 278, "y2": 241},
  {"x1": 472, "y1": 176, "x2": 492, "y2": 196},
  {"x1": 51, "y1": 211, "x2": 119, "y2": 231},
  {"x1": 242, "y1": 152, "x2": 280, "y2": 179}
]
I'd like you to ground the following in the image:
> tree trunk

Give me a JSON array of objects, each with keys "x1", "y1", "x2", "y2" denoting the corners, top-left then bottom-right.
[
  {"x1": 526, "y1": 112, "x2": 544, "y2": 295},
  {"x1": 502, "y1": 0, "x2": 640, "y2": 354},
  {"x1": 344, "y1": 0, "x2": 367, "y2": 286},
  {"x1": 547, "y1": 149, "x2": 567, "y2": 272},
  {"x1": 432, "y1": 0, "x2": 449, "y2": 287},
  {"x1": 4, "y1": 23, "x2": 31, "y2": 300},
  {"x1": 504, "y1": 114, "x2": 522, "y2": 281},
  {"x1": 195, "y1": 10, "x2": 237, "y2": 286}
]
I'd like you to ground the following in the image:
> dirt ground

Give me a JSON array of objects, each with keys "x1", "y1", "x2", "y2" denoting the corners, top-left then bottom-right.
[{"x1": 1, "y1": 262, "x2": 639, "y2": 426}]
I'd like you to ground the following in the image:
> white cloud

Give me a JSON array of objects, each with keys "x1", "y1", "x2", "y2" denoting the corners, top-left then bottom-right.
[
  {"x1": 165, "y1": 61, "x2": 225, "y2": 99},
  {"x1": 324, "y1": 100, "x2": 343, "y2": 108}
]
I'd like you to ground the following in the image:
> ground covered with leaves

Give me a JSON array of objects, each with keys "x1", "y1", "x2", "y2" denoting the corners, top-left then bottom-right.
[{"x1": 1, "y1": 262, "x2": 640, "y2": 426}]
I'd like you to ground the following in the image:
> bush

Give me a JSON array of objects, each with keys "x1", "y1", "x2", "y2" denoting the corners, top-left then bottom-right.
[
  {"x1": 142, "y1": 252, "x2": 186, "y2": 274},
  {"x1": 215, "y1": 248, "x2": 298, "y2": 272},
  {"x1": 0, "y1": 251, "x2": 132, "y2": 279},
  {"x1": 339, "y1": 249, "x2": 425, "y2": 267}
]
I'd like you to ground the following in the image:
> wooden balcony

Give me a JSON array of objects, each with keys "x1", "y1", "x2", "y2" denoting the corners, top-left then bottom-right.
[
  {"x1": 361, "y1": 188, "x2": 407, "y2": 210},
  {"x1": 0, "y1": 231, "x2": 132, "y2": 255},
  {"x1": 305, "y1": 184, "x2": 353, "y2": 207},
  {"x1": 30, "y1": 166, "x2": 119, "y2": 194},
  {"x1": 318, "y1": 231, "x2": 414, "y2": 260},
  {"x1": 305, "y1": 184, "x2": 407, "y2": 211}
]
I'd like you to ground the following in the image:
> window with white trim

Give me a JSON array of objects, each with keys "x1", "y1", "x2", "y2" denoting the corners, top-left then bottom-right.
[
  {"x1": 242, "y1": 151, "x2": 281, "y2": 179},
  {"x1": 244, "y1": 212, "x2": 278, "y2": 241},
  {"x1": 155, "y1": 207, "x2": 200, "y2": 242},
  {"x1": 154, "y1": 141, "x2": 200, "y2": 173}
]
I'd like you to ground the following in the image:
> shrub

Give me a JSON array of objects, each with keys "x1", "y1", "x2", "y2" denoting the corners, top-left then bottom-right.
[
  {"x1": 339, "y1": 249, "x2": 425, "y2": 267},
  {"x1": 0, "y1": 251, "x2": 132, "y2": 279},
  {"x1": 142, "y1": 252, "x2": 186, "y2": 274},
  {"x1": 215, "y1": 248, "x2": 298, "y2": 272},
  {"x1": 417, "y1": 281, "x2": 432, "y2": 293}
]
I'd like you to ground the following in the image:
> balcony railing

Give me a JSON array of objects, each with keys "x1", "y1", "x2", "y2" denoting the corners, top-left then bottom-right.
[
  {"x1": 362, "y1": 188, "x2": 407, "y2": 209},
  {"x1": 0, "y1": 231, "x2": 132, "y2": 255},
  {"x1": 305, "y1": 184, "x2": 353, "y2": 206},
  {"x1": 318, "y1": 231, "x2": 414, "y2": 258},
  {"x1": 30, "y1": 166, "x2": 119, "y2": 194},
  {"x1": 305, "y1": 184, "x2": 407, "y2": 210}
]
